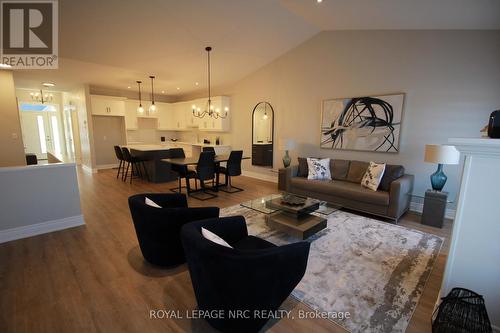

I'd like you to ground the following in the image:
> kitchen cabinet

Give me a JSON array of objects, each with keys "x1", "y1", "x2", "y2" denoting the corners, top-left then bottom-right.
[
  {"x1": 91, "y1": 95, "x2": 125, "y2": 116},
  {"x1": 156, "y1": 102, "x2": 175, "y2": 130},
  {"x1": 197, "y1": 96, "x2": 230, "y2": 132},
  {"x1": 124, "y1": 100, "x2": 139, "y2": 130},
  {"x1": 171, "y1": 102, "x2": 188, "y2": 130}
]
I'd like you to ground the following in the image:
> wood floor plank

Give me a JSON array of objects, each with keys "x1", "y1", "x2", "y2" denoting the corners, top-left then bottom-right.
[{"x1": 0, "y1": 168, "x2": 452, "y2": 332}]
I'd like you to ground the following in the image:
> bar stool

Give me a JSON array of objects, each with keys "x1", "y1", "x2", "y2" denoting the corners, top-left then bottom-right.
[
  {"x1": 121, "y1": 147, "x2": 148, "y2": 183},
  {"x1": 114, "y1": 146, "x2": 125, "y2": 179}
]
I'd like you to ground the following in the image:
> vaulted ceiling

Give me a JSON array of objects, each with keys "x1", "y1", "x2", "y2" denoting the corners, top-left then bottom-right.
[{"x1": 13, "y1": 0, "x2": 500, "y2": 98}]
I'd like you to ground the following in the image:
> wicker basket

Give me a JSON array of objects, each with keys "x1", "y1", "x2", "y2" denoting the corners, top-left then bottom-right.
[{"x1": 432, "y1": 288, "x2": 492, "y2": 333}]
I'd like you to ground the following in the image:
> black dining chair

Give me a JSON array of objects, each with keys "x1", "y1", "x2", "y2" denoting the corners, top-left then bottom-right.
[
  {"x1": 168, "y1": 148, "x2": 188, "y2": 193},
  {"x1": 114, "y1": 146, "x2": 125, "y2": 179},
  {"x1": 121, "y1": 147, "x2": 148, "y2": 183},
  {"x1": 202, "y1": 146, "x2": 215, "y2": 153},
  {"x1": 217, "y1": 150, "x2": 244, "y2": 193},
  {"x1": 186, "y1": 151, "x2": 217, "y2": 200}
]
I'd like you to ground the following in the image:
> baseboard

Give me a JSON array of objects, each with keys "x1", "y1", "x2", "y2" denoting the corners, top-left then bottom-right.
[
  {"x1": 96, "y1": 163, "x2": 119, "y2": 170},
  {"x1": 410, "y1": 201, "x2": 456, "y2": 220},
  {"x1": 81, "y1": 164, "x2": 97, "y2": 174},
  {"x1": 242, "y1": 170, "x2": 278, "y2": 183},
  {"x1": 0, "y1": 215, "x2": 85, "y2": 244}
]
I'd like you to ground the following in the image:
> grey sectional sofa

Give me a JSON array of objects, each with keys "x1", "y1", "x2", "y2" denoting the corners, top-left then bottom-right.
[{"x1": 278, "y1": 159, "x2": 414, "y2": 223}]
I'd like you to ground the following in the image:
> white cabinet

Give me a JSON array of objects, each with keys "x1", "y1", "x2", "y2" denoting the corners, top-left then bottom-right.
[
  {"x1": 198, "y1": 96, "x2": 230, "y2": 132},
  {"x1": 91, "y1": 95, "x2": 125, "y2": 116},
  {"x1": 157, "y1": 102, "x2": 175, "y2": 130},
  {"x1": 124, "y1": 100, "x2": 138, "y2": 130},
  {"x1": 171, "y1": 102, "x2": 188, "y2": 130}
]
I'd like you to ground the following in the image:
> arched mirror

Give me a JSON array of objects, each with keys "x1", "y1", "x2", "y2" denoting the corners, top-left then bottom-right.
[{"x1": 252, "y1": 102, "x2": 274, "y2": 167}]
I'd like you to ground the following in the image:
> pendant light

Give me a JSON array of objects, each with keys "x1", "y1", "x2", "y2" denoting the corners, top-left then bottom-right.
[
  {"x1": 149, "y1": 75, "x2": 157, "y2": 114},
  {"x1": 136, "y1": 80, "x2": 144, "y2": 114},
  {"x1": 192, "y1": 46, "x2": 228, "y2": 119}
]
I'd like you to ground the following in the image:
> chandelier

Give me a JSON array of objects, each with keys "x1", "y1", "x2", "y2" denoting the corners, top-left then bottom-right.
[
  {"x1": 30, "y1": 90, "x2": 53, "y2": 104},
  {"x1": 192, "y1": 46, "x2": 227, "y2": 119}
]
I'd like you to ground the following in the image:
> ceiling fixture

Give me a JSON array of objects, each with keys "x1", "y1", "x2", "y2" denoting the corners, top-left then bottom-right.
[
  {"x1": 136, "y1": 80, "x2": 144, "y2": 114},
  {"x1": 193, "y1": 46, "x2": 228, "y2": 119},
  {"x1": 42, "y1": 82, "x2": 55, "y2": 87},
  {"x1": 176, "y1": 87, "x2": 180, "y2": 90},
  {"x1": 30, "y1": 89, "x2": 53, "y2": 104},
  {"x1": 149, "y1": 75, "x2": 157, "y2": 114},
  {"x1": 161, "y1": 90, "x2": 165, "y2": 94},
  {"x1": 317, "y1": 0, "x2": 323, "y2": 3},
  {"x1": 0, "y1": 63, "x2": 12, "y2": 68},
  {"x1": 195, "y1": 82, "x2": 199, "y2": 86}
]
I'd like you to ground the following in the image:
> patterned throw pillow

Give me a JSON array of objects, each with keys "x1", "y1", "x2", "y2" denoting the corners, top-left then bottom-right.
[
  {"x1": 361, "y1": 162, "x2": 386, "y2": 191},
  {"x1": 306, "y1": 158, "x2": 332, "y2": 180}
]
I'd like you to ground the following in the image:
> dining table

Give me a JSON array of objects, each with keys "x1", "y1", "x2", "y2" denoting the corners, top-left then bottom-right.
[{"x1": 161, "y1": 154, "x2": 250, "y2": 193}]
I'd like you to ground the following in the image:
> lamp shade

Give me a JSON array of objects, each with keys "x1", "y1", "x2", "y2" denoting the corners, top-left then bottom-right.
[
  {"x1": 278, "y1": 138, "x2": 296, "y2": 151},
  {"x1": 424, "y1": 144, "x2": 460, "y2": 165}
]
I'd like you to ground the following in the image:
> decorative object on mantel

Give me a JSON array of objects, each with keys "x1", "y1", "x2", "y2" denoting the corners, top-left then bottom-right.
[
  {"x1": 487, "y1": 110, "x2": 500, "y2": 138},
  {"x1": 279, "y1": 138, "x2": 296, "y2": 168},
  {"x1": 424, "y1": 144, "x2": 460, "y2": 191},
  {"x1": 221, "y1": 204, "x2": 443, "y2": 333},
  {"x1": 192, "y1": 46, "x2": 228, "y2": 119},
  {"x1": 321, "y1": 93, "x2": 404, "y2": 152},
  {"x1": 148, "y1": 75, "x2": 157, "y2": 114},
  {"x1": 136, "y1": 80, "x2": 144, "y2": 115}
]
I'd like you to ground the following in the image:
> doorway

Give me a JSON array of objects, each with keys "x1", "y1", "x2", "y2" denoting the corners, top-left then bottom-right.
[{"x1": 18, "y1": 103, "x2": 67, "y2": 161}]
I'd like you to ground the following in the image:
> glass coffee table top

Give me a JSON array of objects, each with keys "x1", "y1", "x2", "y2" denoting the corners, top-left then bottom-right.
[{"x1": 240, "y1": 192, "x2": 342, "y2": 216}]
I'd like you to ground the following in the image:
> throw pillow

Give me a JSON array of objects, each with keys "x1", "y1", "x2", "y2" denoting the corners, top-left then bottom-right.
[
  {"x1": 297, "y1": 157, "x2": 308, "y2": 177},
  {"x1": 378, "y1": 165, "x2": 405, "y2": 191},
  {"x1": 346, "y1": 160, "x2": 370, "y2": 183},
  {"x1": 145, "y1": 197, "x2": 162, "y2": 208},
  {"x1": 361, "y1": 162, "x2": 386, "y2": 191},
  {"x1": 306, "y1": 158, "x2": 332, "y2": 180},
  {"x1": 201, "y1": 227, "x2": 233, "y2": 248}
]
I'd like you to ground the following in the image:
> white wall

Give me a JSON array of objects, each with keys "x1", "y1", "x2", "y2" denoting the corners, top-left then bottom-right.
[
  {"x1": 221, "y1": 30, "x2": 500, "y2": 204},
  {"x1": 0, "y1": 163, "x2": 84, "y2": 243}
]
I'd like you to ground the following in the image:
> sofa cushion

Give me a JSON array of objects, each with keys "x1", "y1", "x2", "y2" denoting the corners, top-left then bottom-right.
[
  {"x1": 379, "y1": 165, "x2": 405, "y2": 191},
  {"x1": 346, "y1": 161, "x2": 369, "y2": 183},
  {"x1": 307, "y1": 158, "x2": 331, "y2": 180},
  {"x1": 330, "y1": 159, "x2": 350, "y2": 180},
  {"x1": 290, "y1": 178, "x2": 389, "y2": 206},
  {"x1": 297, "y1": 157, "x2": 308, "y2": 177},
  {"x1": 361, "y1": 162, "x2": 386, "y2": 191}
]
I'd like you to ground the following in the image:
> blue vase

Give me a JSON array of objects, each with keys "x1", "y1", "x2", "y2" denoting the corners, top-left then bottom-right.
[
  {"x1": 430, "y1": 164, "x2": 447, "y2": 191},
  {"x1": 283, "y1": 150, "x2": 291, "y2": 168}
]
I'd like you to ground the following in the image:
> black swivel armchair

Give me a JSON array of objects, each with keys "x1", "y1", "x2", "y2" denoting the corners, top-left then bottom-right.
[
  {"x1": 128, "y1": 193, "x2": 219, "y2": 267},
  {"x1": 218, "y1": 150, "x2": 244, "y2": 193},
  {"x1": 181, "y1": 216, "x2": 310, "y2": 333}
]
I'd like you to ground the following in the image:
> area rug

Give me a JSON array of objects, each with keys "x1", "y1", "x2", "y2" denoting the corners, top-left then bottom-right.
[{"x1": 220, "y1": 205, "x2": 443, "y2": 333}]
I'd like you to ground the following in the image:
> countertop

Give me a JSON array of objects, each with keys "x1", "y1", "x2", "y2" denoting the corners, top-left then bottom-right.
[{"x1": 123, "y1": 142, "x2": 231, "y2": 151}]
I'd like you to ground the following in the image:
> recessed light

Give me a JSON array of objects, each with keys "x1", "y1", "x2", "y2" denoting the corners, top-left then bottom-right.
[
  {"x1": 42, "y1": 82, "x2": 55, "y2": 87},
  {"x1": 195, "y1": 82, "x2": 199, "y2": 86},
  {"x1": 127, "y1": 86, "x2": 131, "y2": 89},
  {"x1": 161, "y1": 90, "x2": 165, "y2": 94},
  {"x1": 317, "y1": 0, "x2": 322, "y2": 2},
  {"x1": 176, "y1": 87, "x2": 180, "y2": 90},
  {"x1": 0, "y1": 63, "x2": 12, "y2": 68}
]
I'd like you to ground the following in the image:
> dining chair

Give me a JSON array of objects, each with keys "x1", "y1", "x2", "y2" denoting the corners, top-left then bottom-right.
[
  {"x1": 168, "y1": 148, "x2": 188, "y2": 193},
  {"x1": 186, "y1": 151, "x2": 217, "y2": 200},
  {"x1": 114, "y1": 145, "x2": 125, "y2": 179},
  {"x1": 121, "y1": 147, "x2": 148, "y2": 183},
  {"x1": 202, "y1": 147, "x2": 215, "y2": 153},
  {"x1": 218, "y1": 150, "x2": 244, "y2": 193}
]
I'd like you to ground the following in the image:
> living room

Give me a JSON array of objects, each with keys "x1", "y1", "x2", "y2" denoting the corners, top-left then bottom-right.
[{"x1": 1, "y1": 1, "x2": 499, "y2": 333}]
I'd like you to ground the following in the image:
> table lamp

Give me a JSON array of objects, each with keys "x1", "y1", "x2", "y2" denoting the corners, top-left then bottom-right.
[
  {"x1": 279, "y1": 138, "x2": 296, "y2": 168},
  {"x1": 424, "y1": 144, "x2": 460, "y2": 191}
]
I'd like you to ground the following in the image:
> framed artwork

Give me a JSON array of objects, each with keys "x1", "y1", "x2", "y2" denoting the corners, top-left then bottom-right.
[{"x1": 320, "y1": 93, "x2": 404, "y2": 153}]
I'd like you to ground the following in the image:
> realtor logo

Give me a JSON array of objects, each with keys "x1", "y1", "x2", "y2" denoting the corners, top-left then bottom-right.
[{"x1": 1, "y1": 0, "x2": 58, "y2": 69}]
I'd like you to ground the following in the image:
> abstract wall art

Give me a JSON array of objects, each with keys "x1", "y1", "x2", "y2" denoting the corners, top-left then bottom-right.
[{"x1": 321, "y1": 93, "x2": 404, "y2": 153}]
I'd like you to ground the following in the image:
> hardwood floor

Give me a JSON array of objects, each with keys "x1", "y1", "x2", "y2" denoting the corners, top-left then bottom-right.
[{"x1": 0, "y1": 168, "x2": 453, "y2": 332}]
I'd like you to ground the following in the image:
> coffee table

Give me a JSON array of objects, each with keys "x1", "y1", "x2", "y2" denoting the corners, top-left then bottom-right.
[{"x1": 241, "y1": 193, "x2": 342, "y2": 240}]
